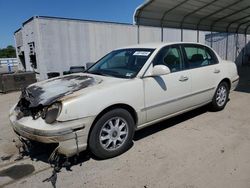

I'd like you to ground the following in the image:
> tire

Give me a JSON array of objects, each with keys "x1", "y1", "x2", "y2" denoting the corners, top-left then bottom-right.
[
  {"x1": 89, "y1": 108, "x2": 135, "y2": 159},
  {"x1": 210, "y1": 82, "x2": 229, "y2": 111}
]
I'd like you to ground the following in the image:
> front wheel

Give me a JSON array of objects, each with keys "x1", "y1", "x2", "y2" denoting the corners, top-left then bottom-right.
[
  {"x1": 89, "y1": 108, "x2": 135, "y2": 159},
  {"x1": 210, "y1": 82, "x2": 229, "y2": 111}
]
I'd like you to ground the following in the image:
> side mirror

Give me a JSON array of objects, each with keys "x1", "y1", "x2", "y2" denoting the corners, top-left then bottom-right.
[{"x1": 151, "y1": 65, "x2": 170, "y2": 76}]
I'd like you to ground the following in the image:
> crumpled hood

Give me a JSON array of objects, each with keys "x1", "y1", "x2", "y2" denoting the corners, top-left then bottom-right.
[{"x1": 23, "y1": 74, "x2": 102, "y2": 107}]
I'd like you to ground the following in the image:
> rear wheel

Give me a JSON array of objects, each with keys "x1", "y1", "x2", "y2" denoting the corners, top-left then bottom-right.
[
  {"x1": 89, "y1": 108, "x2": 135, "y2": 159},
  {"x1": 210, "y1": 82, "x2": 229, "y2": 111}
]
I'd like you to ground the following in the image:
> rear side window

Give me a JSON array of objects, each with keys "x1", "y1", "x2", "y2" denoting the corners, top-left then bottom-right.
[{"x1": 183, "y1": 45, "x2": 218, "y2": 69}]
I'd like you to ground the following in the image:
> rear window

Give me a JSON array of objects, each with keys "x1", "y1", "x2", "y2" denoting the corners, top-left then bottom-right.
[{"x1": 183, "y1": 45, "x2": 218, "y2": 69}]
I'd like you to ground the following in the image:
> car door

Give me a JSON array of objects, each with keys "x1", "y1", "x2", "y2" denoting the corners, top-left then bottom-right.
[
  {"x1": 181, "y1": 44, "x2": 221, "y2": 106},
  {"x1": 143, "y1": 45, "x2": 193, "y2": 122}
]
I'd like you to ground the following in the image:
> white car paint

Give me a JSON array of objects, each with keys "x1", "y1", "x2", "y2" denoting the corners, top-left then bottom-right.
[{"x1": 9, "y1": 42, "x2": 239, "y2": 157}]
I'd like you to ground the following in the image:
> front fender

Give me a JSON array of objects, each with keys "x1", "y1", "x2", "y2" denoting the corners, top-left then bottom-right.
[{"x1": 57, "y1": 79, "x2": 145, "y2": 122}]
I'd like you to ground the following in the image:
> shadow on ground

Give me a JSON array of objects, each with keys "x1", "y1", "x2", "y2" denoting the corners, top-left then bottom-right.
[
  {"x1": 134, "y1": 105, "x2": 208, "y2": 141},
  {"x1": 235, "y1": 64, "x2": 250, "y2": 93},
  {"x1": 0, "y1": 164, "x2": 35, "y2": 179},
  {"x1": 9, "y1": 142, "x2": 91, "y2": 188}
]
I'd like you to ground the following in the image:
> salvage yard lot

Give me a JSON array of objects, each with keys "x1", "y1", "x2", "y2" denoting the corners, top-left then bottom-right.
[{"x1": 0, "y1": 67, "x2": 250, "y2": 188}]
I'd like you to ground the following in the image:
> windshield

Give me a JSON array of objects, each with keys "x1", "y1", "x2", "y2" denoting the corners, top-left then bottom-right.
[{"x1": 87, "y1": 48, "x2": 154, "y2": 78}]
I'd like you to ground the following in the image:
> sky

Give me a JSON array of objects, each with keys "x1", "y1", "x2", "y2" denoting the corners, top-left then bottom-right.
[{"x1": 0, "y1": 0, "x2": 144, "y2": 48}]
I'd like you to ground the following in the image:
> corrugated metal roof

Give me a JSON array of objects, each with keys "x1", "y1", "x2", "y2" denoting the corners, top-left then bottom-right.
[
  {"x1": 21, "y1": 16, "x2": 133, "y2": 27},
  {"x1": 134, "y1": 0, "x2": 250, "y2": 34}
]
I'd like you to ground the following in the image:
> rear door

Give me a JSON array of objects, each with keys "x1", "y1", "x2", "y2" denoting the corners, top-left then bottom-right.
[{"x1": 181, "y1": 44, "x2": 221, "y2": 106}]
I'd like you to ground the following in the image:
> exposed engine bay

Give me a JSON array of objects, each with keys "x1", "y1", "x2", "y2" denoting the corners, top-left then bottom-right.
[{"x1": 15, "y1": 74, "x2": 102, "y2": 122}]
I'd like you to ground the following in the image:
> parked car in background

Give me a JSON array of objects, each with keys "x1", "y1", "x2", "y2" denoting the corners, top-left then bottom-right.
[{"x1": 9, "y1": 42, "x2": 239, "y2": 159}]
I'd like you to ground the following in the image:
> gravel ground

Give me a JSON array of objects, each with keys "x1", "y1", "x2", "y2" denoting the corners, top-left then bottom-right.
[{"x1": 0, "y1": 67, "x2": 250, "y2": 188}]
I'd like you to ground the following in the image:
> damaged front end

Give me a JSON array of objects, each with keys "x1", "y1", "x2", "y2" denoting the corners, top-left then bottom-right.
[
  {"x1": 15, "y1": 74, "x2": 101, "y2": 123},
  {"x1": 9, "y1": 74, "x2": 101, "y2": 157},
  {"x1": 16, "y1": 90, "x2": 62, "y2": 124}
]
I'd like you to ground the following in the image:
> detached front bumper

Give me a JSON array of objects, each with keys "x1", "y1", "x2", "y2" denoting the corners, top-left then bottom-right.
[{"x1": 9, "y1": 106, "x2": 95, "y2": 157}]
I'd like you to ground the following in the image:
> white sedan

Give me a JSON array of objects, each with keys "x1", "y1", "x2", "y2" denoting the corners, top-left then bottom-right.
[{"x1": 9, "y1": 42, "x2": 239, "y2": 159}]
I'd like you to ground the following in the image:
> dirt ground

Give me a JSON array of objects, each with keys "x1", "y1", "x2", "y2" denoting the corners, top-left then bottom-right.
[{"x1": 0, "y1": 66, "x2": 250, "y2": 188}]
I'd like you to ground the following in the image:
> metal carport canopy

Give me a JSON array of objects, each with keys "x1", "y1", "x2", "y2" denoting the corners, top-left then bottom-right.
[{"x1": 134, "y1": 0, "x2": 250, "y2": 35}]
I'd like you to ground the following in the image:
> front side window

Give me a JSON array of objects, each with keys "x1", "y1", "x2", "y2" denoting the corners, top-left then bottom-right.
[
  {"x1": 153, "y1": 46, "x2": 183, "y2": 72},
  {"x1": 87, "y1": 48, "x2": 154, "y2": 78},
  {"x1": 183, "y1": 45, "x2": 218, "y2": 69}
]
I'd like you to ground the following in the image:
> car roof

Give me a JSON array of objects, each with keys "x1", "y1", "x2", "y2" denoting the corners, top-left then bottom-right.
[{"x1": 115, "y1": 42, "x2": 210, "y2": 50}]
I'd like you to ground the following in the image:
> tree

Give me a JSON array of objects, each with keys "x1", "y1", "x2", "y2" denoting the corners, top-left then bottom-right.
[{"x1": 0, "y1": 45, "x2": 16, "y2": 58}]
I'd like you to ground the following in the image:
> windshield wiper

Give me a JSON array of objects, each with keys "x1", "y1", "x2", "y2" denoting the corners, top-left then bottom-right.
[
  {"x1": 87, "y1": 70, "x2": 131, "y2": 79},
  {"x1": 87, "y1": 71, "x2": 112, "y2": 77}
]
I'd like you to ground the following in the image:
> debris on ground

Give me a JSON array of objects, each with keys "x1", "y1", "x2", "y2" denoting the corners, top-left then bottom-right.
[
  {"x1": 42, "y1": 169, "x2": 58, "y2": 188},
  {"x1": 0, "y1": 154, "x2": 13, "y2": 161}
]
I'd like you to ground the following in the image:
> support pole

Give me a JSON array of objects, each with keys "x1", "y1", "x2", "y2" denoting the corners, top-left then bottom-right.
[
  {"x1": 210, "y1": 31, "x2": 213, "y2": 47},
  {"x1": 197, "y1": 30, "x2": 199, "y2": 43},
  {"x1": 226, "y1": 32, "x2": 229, "y2": 60},
  {"x1": 244, "y1": 33, "x2": 247, "y2": 55},
  {"x1": 244, "y1": 25, "x2": 250, "y2": 65},
  {"x1": 235, "y1": 33, "x2": 238, "y2": 61},
  {"x1": 242, "y1": 33, "x2": 246, "y2": 65},
  {"x1": 161, "y1": 27, "x2": 164, "y2": 42},
  {"x1": 244, "y1": 33, "x2": 247, "y2": 66},
  {"x1": 137, "y1": 25, "x2": 140, "y2": 44},
  {"x1": 181, "y1": 29, "x2": 183, "y2": 42}
]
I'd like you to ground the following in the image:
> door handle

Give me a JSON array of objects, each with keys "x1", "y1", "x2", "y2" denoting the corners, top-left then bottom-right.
[
  {"x1": 214, "y1": 69, "x2": 220, "y2": 73},
  {"x1": 179, "y1": 76, "x2": 189, "y2": 82}
]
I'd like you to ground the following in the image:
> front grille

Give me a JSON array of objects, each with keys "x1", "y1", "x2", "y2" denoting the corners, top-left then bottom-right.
[{"x1": 17, "y1": 97, "x2": 32, "y2": 117}]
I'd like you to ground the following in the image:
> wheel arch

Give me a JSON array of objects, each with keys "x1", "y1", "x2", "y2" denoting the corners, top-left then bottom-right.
[
  {"x1": 87, "y1": 103, "x2": 138, "y2": 145},
  {"x1": 219, "y1": 78, "x2": 231, "y2": 90}
]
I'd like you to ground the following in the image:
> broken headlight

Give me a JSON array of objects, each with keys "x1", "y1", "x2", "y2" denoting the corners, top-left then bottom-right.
[{"x1": 45, "y1": 103, "x2": 62, "y2": 124}]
